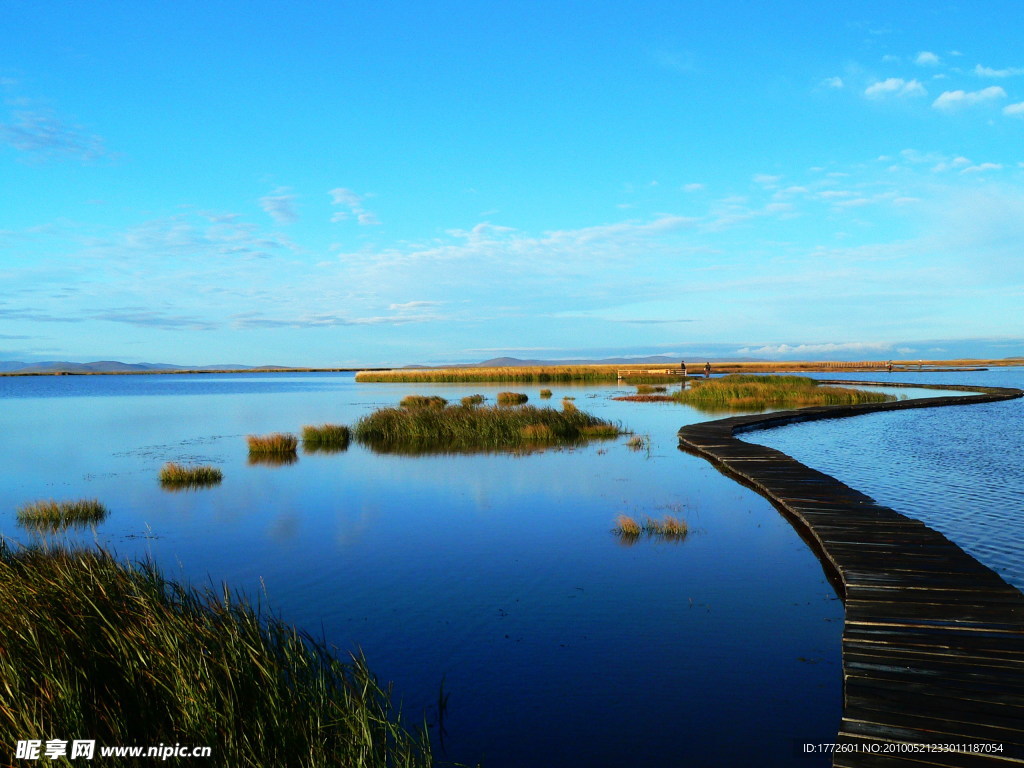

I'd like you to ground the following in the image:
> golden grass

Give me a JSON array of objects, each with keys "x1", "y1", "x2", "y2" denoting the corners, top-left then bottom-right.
[
  {"x1": 613, "y1": 514, "x2": 688, "y2": 542},
  {"x1": 246, "y1": 433, "x2": 298, "y2": 454},
  {"x1": 461, "y1": 394, "x2": 486, "y2": 407},
  {"x1": 355, "y1": 365, "x2": 618, "y2": 383},
  {"x1": 158, "y1": 463, "x2": 223, "y2": 489},
  {"x1": 400, "y1": 395, "x2": 448, "y2": 409},
  {"x1": 496, "y1": 392, "x2": 529, "y2": 406},
  {"x1": 17, "y1": 499, "x2": 109, "y2": 530},
  {"x1": 301, "y1": 424, "x2": 351, "y2": 452},
  {"x1": 539, "y1": 389, "x2": 553, "y2": 399},
  {"x1": 635, "y1": 384, "x2": 667, "y2": 394}
]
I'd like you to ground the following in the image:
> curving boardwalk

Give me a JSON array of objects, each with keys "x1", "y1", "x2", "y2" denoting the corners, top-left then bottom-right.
[{"x1": 677, "y1": 382, "x2": 1024, "y2": 767}]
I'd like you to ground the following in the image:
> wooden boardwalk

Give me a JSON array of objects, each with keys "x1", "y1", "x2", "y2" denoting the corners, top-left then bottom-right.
[{"x1": 677, "y1": 382, "x2": 1024, "y2": 766}]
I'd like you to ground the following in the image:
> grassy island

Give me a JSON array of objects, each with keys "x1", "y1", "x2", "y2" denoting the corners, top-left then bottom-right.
[
  {"x1": 16, "y1": 499, "x2": 109, "y2": 530},
  {"x1": 354, "y1": 399, "x2": 624, "y2": 453},
  {"x1": 0, "y1": 543, "x2": 435, "y2": 767},
  {"x1": 159, "y1": 462, "x2": 223, "y2": 488},
  {"x1": 356, "y1": 365, "x2": 616, "y2": 383},
  {"x1": 615, "y1": 374, "x2": 895, "y2": 411},
  {"x1": 302, "y1": 424, "x2": 352, "y2": 451}
]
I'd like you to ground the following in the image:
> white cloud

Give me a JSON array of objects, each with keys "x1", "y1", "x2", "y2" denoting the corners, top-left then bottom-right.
[
  {"x1": 0, "y1": 109, "x2": 107, "y2": 161},
  {"x1": 1003, "y1": 102, "x2": 1024, "y2": 116},
  {"x1": 960, "y1": 163, "x2": 1003, "y2": 174},
  {"x1": 974, "y1": 64, "x2": 1024, "y2": 78},
  {"x1": 389, "y1": 301, "x2": 441, "y2": 311},
  {"x1": 752, "y1": 173, "x2": 782, "y2": 187},
  {"x1": 682, "y1": 183, "x2": 704, "y2": 192},
  {"x1": 915, "y1": 51, "x2": 940, "y2": 66},
  {"x1": 329, "y1": 188, "x2": 380, "y2": 226},
  {"x1": 932, "y1": 86, "x2": 1006, "y2": 110},
  {"x1": 864, "y1": 78, "x2": 926, "y2": 98},
  {"x1": 736, "y1": 341, "x2": 895, "y2": 358},
  {"x1": 258, "y1": 189, "x2": 298, "y2": 224},
  {"x1": 822, "y1": 76, "x2": 844, "y2": 89}
]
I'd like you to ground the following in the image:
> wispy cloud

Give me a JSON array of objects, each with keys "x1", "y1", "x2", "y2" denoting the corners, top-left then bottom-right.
[
  {"x1": 915, "y1": 51, "x2": 940, "y2": 66},
  {"x1": 974, "y1": 64, "x2": 1024, "y2": 78},
  {"x1": 0, "y1": 108, "x2": 107, "y2": 161},
  {"x1": 960, "y1": 162, "x2": 1002, "y2": 174},
  {"x1": 92, "y1": 309, "x2": 218, "y2": 330},
  {"x1": 1003, "y1": 102, "x2": 1024, "y2": 117},
  {"x1": 329, "y1": 188, "x2": 379, "y2": 226},
  {"x1": 864, "y1": 78, "x2": 926, "y2": 98},
  {"x1": 259, "y1": 188, "x2": 298, "y2": 224},
  {"x1": 737, "y1": 341, "x2": 897, "y2": 358},
  {"x1": 932, "y1": 86, "x2": 1006, "y2": 110},
  {"x1": 821, "y1": 76, "x2": 844, "y2": 89}
]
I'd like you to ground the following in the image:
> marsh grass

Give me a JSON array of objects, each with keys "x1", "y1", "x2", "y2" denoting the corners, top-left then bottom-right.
[
  {"x1": 247, "y1": 433, "x2": 299, "y2": 455},
  {"x1": 302, "y1": 424, "x2": 351, "y2": 452},
  {"x1": 16, "y1": 499, "x2": 108, "y2": 531},
  {"x1": 634, "y1": 384, "x2": 667, "y2": 394},
  {"x1": 539, "y1": 389, "x2": 553, "y2": 399},
  {"x1": 400, "y1": 395, "x2": 448, "y2": 409},
  {"x1": 612, "y1": 514, "x2": 688, "y2": 544},
  {"x1": 461, "y1": 394, "x2": 485, "y2": 407},
  {"x1": 625, "y1": 434, "x2": 650, "y2": 451},
  {"x1": 356, "y1": 365, "x2": 617, "y2": 383},
  {"x1": 354, "y1": 403, "x2": 623, "y2": 454},
  {"x1": 0, "y1": 542, "x2": 434, "y2": 767},
  {"x1": 620, "y1": 374, "x2": 681, "y2": 385},
  {"x1": 158, "y1": 463, "x2": 223, "y2": 489},
  {"x1": 496, "y1": 392, "x2": 529, "y2": 406},
  {"x1": 561, "y1": 397, "x2": 578, "y2": 413},
  {"x1": 615, "y1": 374, "x2": 895, "y2": 411}
]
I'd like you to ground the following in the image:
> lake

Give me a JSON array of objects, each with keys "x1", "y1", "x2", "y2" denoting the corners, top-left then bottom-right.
[{"x1": 3, "y1": 369, "x2": 1018, "y2": 766}]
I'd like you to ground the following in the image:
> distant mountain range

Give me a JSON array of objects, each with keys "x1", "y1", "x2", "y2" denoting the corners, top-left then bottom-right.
[{"x1": 0, "y1": 360, "x2": 259, "y2": 374}]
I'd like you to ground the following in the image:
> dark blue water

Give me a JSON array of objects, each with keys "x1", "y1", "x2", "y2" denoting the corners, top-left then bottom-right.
[{"x1": 15, "y1": 370, "x2": 1012, "y2": 765}]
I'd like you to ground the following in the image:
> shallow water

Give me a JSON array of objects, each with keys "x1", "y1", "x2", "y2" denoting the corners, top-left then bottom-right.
[{"x1": 8, "y1": 369, "x2": 1013, "y2": 765}]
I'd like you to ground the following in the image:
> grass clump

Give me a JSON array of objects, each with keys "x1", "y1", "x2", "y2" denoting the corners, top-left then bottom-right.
[
  {"x1": 247, "y1": 432, "x2": 299, "y2": 454},
  {"x1": 612, "y1": 514, "x2": 688, "y2": 543},
  {"x1": 400, "y1": 395, "x2": 448, "y2": 409},
  {"x1": 539, "y1": 388, "x2": 553, "y2": 399},
  {"x1": 461, "y1": 394, "x2": 486, "y2": 407},
  {"x1": 625, "y1": 435, "x2": 650, "y2": 451},
  {"x1": 302, "y1": 424, "x2": 351, "y2": 452},
  {"x1": 354, "y1": 403, "x2": 623, "y2": 454},
  {"x1": 616, "y1": 374, "x2": 895, "y2": 412},
  {"x1": 16, "y1": 499, "x2": 108, "y2": 530},
  {"x1": 496, "y1": 392, "x2": 529, "y2": 406},
  {"x1": 159, "y1": 463, "x2": 223, "y2": 489},
  {"x1": 635, "y1": 384, "x2": 667, "y2": 394},
  {"x1": 0, "y1": 542, "x2": 434, "y2": 767}
]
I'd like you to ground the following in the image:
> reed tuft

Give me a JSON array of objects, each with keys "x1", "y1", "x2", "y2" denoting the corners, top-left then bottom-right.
[
  {"x1": 246, "y1": 433, "x2": 298, "y2": 454},
  {"x1": 496, "y1": 392, "x2": 529, "y2": 406},
  {"x1": 16, "y1": 499, "x2": 108, "y2": 530},
  {"x1": 158, "y1": 463, "x2": 223, "y2": 489},
  {"x1": 301, "y1": 424, "x2": 351, "y2": 451}
]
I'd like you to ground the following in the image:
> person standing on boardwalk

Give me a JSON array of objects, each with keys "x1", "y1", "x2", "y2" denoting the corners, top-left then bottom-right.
[
  {"x1": 704, "y1": 362, "x2": 711, "y2": 378},
  {"x1": 680, "y1": 360, "x2": 687, "y2": 376}
]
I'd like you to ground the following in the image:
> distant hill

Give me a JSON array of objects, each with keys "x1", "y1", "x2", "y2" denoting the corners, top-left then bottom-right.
[
  {"x1": 475, "y1": 355, "x2": 763, "y2": 367},
  {"x1": 1, "y1": 360, "x2": 259, "y2": 374}
]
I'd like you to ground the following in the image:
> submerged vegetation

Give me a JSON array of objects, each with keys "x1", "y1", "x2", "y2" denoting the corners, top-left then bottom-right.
[
  {"x1": 353, "y1": 401, "x2": 623, "y2": 454},
  {"x1": 613, "y1": 514, "x2": 688, "y2": 543},
  {"x1": 159, "y1": 462, "x2": 223, "y2": 489},
  {"x1": 496, "y1": 391, "x2": 529, "y2": 406},
  {"x1": 615, "y1": 374, "x2": 895, "y2": 411},
  {"x1": 302, "y1": 424, "x2": 351, "y2": 452},
  {"x1": 247, "y1": 432, "x2": 299, "y2": 455},
  {"x1": 16, "y1": 499, "x2": 109, "y2": 530},
  {"x1": 0, "y1": 543, "x2": 435, "y2": 767}
]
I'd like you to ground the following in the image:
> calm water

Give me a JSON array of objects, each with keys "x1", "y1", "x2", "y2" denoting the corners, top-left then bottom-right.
[{"x1": 7, "y1": 370, "x2": 1012, "y2": 766}]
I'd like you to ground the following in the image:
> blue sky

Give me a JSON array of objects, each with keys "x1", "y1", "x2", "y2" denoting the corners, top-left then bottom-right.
[{"x1": 2, "y1": 0, "x2": 1023, "y2": 366}]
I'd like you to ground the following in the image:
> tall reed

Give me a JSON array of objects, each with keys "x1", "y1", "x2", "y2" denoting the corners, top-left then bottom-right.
[
  {"x1": 0, "y1": 543, "x2": 434, "y2": 767},
  {"x1": 302, "y1": 424, "x2": 351, "y2": 451},
  {"x1": 247, "y1": 433, "x2": 299, "y2": 454},
  {"x1": 159, "y1": 463, "x2": 223, "y2": 489},
  {"x1": 16, "y1": 499, "x2": 109, "y2": 530},
  {"x1": 496, "y1": 392, "x2": 528, "y2": 406}
]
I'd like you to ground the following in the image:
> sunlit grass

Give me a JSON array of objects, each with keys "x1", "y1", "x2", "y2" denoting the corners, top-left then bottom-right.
[
  {"x1": 0, "y1": 543, "x2": 435, "y2": 767},
  {"x1": 615, "y1": 374, "x2": 895, "y2": 411},
  {"x1": 246, "y1": 433, "x2": 299, "y2": 454},
  {"x1": 461, "y1": 394, "x2": 485, "y2": 407},
  {"x1": 158, "y1": 463, "x2": 223, "y2": 489},
  {"x1": 496, "y1": 392, "x2": 529, "y2": 406},
  {"x1": 302, "y1": 424, "x2": 351, "y2": 452},
  {"x1": 16, "y1": 499, "x2": 109, "y2": 530},
  {"x1": 612, "y1": 514, "x2": 688, "y2": 544},
  {"x1": 356, "y1": 365, "x2": 617, "y2": 383},
  {"x1": 354, "y1": 402, "x2": 623, "y2": 454},
  {"x1": 400, "y1": 395, "x2": 448, "y2": 409},
  {"x1": 539, "y1": 389, "x2": 553, "y2": 399}
]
